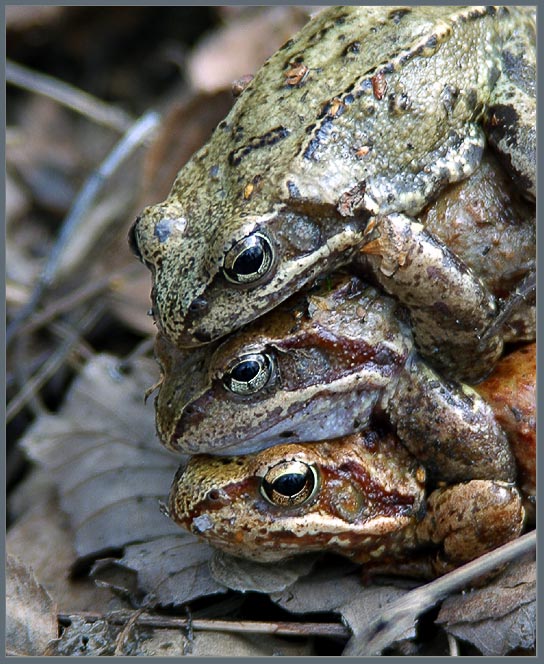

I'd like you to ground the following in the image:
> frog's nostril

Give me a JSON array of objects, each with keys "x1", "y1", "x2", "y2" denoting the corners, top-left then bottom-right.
[{"x1": 189, "y1": 297, "x2": 209, "y2": 314}]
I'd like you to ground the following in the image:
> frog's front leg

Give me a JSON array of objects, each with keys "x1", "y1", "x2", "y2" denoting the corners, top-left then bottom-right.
[
  {"x1": 383, "y1": 355, "x2": 515, "y2": 484},
  {"x1": 415, "y1": 480, "x2": 525, "y2": 577},
  {"x1": 357, "y1": 213, "x2": 502, "y2": 383}
]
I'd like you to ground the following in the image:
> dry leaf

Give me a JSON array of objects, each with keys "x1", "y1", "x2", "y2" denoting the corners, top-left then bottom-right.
[
  {"x1": 6, "y1": 554, "x2": 58, "y2": 656},
  {"x1": 210, "y1": 550, "x2": 320, "y2": 594},
  {"x1": 117, "y1": 534, "x2": 227, "y2": 606},
  {"x1": 20, "y1": 355, "x2": 181, "y2": 559},
  {"x1": 188, "y1": 7, "x2": 311, "y2": 93},
  {"x1": 7, "y1": 487, "x2": 124, "y2": 613},
  {"x1": 341, "y1": 585, "x2": 415, "y2": 655},
  {"x1": 18, "y1": 354, "x2": 229, "y2": 607},
  {"x1": 47, "y1": 616, "x2": 130, "y2": 656},
  {"x1": 270, "y1": 560, "x2": 363, "y2": 614},
  {"x1": 436, "y1": 556, "x2": 536, "y2": 655},
  {"x1": 271, "y1": 561, "x2": 413, "y2": 655}
]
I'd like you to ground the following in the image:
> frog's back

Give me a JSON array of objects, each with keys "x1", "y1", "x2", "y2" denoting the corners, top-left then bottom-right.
[{"x1": 202, "y1": 6, "x2": 512, "y2": 217}]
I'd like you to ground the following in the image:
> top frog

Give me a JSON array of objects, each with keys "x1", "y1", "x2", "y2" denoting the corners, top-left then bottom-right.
[{"x1": 131, "y1": 6, "x2": 535, "y2": 363}]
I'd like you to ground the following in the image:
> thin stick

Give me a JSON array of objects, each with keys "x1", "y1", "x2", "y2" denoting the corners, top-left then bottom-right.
[
  {"x1": 57, "y1": 612, "x2": 351, "y2": 639},
  {"x1": 17, "y1": 265, "x2": 140, "y2": 336},
  {"x1": 6, "y1": 59, "x2": 134, "y2": 132},
  {"x1": 7, "y1": 304, "x2": 105, "y2": 422},
  {"x1": 344, "y1": 530, "x2": 536, "y2": 656},
  {"x1": 447, "y1": 633, "x2": 460, "y2": 656},
  {"x1": 6, "y1": 110, "x2": 160, "y2": 345}
]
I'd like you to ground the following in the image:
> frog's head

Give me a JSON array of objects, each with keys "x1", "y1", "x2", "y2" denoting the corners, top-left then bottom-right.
[
  {"x1": 130, "y1": 176, "x2": 370, "y2": 348},
  {"x1": 168, "y1": 433, "x2": 426, "y2": 562},
  {"x1": 154, "y1": 276, "x2": 412, "y2": 456}
]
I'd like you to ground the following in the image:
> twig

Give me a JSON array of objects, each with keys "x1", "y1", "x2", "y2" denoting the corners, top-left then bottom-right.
[
  {"x1": 17, "y1": 265, "x2": 140, "y2": 337},
  {"x1": 6, "y1": 110, "x2": 161, "y2": 345},
  {"x1": 447, "y1": 633, "x2": 460, "y2": 656},
  {"x1": 344, "y1": 530, "x2": 536, "y2": 656},
  {"x1": 6, "y1": 304, "x2": 105, "y2": 422},
  {"x1": 57, "y1": 611, "x2": 351, "y2": 639},
  {"x1": 6, "y1": 59, "x2": 134, "y2": 132},
  {"x1": 478, "y1": 269, "x2": 536, "y2": 350}
]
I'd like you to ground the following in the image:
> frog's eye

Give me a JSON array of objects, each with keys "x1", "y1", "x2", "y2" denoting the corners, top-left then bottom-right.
[
  {"x1": 223, "y1": 232, "x2": 274, "y2": 284},
  {"x1": 260, "y1": 460, "x2": 318, "y2": 507},
  {"x1": 222, "y1": 352, "x2": 275, "y2": 395}
]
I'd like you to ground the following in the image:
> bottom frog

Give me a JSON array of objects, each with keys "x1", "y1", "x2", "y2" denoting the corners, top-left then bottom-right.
[{"x1": 168, "y1": 431, "x2": 524, "y2": 578}]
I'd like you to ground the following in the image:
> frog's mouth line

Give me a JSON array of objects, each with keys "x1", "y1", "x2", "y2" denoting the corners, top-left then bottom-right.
[{"x1": 181, "y1": 376, "x2": 390, "y2": 456}]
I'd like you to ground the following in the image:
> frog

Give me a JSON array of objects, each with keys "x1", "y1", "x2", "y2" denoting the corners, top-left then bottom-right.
[
  {"x1": 154, "y1": 274, "x2": 516, "y2": 484},
  {"x1": 130, "y1": 5, "x2": 535, "y2": 382},
  {"x1": 167, "y1": 431, "x2": 525, "y2": 578}
]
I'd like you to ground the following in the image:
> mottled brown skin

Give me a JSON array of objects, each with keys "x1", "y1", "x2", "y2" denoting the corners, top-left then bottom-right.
[
  {"x1": 357, "y1": 151, "x2": 535, "y2": 380},
  {"x1": 168, "y1": 432, "x2": 524, "y2": 577},
  {"x1": 131, "y1": 6, "x2": 535, "y2": 384},
  {"x1": 155, "y1": 275, "x2": 515, "y2": 484},
  {"x1": 476, "y1": 343, "x2": 536, "y2": 503}
]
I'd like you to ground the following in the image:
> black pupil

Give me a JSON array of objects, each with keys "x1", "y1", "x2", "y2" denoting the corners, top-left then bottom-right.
[
  {"x1": 272, "y1": 472, "x2": 307, "y2": 497},
  {"x1": 231, "y1": 360, "x2": 260, "y2": 383},
  {"x1": 233, "y1": 244, "x2": 264, "y2": 275}
]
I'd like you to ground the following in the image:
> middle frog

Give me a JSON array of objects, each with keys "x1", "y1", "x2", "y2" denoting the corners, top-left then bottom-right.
[{"x1": 155, "y1": 274, "x2": 515, "y2": 484}]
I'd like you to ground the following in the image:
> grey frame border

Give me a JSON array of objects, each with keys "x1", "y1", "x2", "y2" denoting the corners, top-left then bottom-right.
[{"x1": 3, "y1": 1, "x2": 542, "y2": 663}]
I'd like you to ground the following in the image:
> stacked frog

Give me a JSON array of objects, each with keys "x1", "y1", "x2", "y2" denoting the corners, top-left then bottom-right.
[{"x1": 130, "y1": 6, "x2": 536, "y2": 578}]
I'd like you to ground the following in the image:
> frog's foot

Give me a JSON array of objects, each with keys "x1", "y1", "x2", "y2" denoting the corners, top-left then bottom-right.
[
  {"x1": 385, "y1": 355, "x2": 516, "y2": 484},
  {"x1": 357, "y1": 212, "x2": 503, "y2": 383},
  {"x1": 485, "y1": 11, "x2": 536, "y2": 201},
  {"x1": 478, "y1": 268, "x2": 536, "y2": 350},
  {"x1": 416, "y1": 480, "x2": 525, "y2": 576}
]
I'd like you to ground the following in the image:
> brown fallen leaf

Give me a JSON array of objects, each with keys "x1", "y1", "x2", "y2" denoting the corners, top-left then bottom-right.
[
  {"x1": 6, "y1": 554, "x2": 58, "y2": 656},
  {"x1": 20, "y1": 355, "x2": 181, "y2": 559},
  {"x1": 187, "y1": 7, "x2": 311, "y2": 93},
  {"x1": 116, "y1": 534, "x2": 226, "y2": 606},
  {"x1": 271, "y1": 561, "x2": 414, "y2": 649},
  {"x1": 210, "y1": 550, "x2": 320, "y2": 594},
  {"x1": 436, "y1": 555, "x2": 536, "y2": 655},
  {"x1": 7, "y1": 487, "x2": 125, "y2": 613}
]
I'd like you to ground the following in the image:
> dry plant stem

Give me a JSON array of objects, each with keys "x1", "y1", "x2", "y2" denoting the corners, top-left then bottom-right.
[
  {"x1": 6, "y1": 59, "x2": 134, "y2": 132},
  {"x1": 345, "y1": 530, "x2": 536, "y2": 656},
  {"x1": 447, "y1": 633, "x2": 460, "y2": 656},
  {"x1": 114, "y1": 608, "x2": 148, "y2": 656},
  {"x1": 57, "y1": 612, "x2": 351, "y2": 639},
  {"x1": 49, "y1": 320, "x2": 96, "y2": 362},
  {"x1": 478, "y1": 269, "x2": 536, "y2": 350},
  {"x1": 6, "y1": 110, "x2": 161, "y2": 345},
  {"x1": 6, "y1": 304, "x2": 106, "y2": 422},
  {"x1": 18, "y1": 266, "x2": 139, "y2": 337},
  {"x1": 12, "y1": 333, "x2": 47, "y2": 419}
]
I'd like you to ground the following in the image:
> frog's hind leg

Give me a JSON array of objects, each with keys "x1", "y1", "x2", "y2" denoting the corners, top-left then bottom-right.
[
  {"x1": 485, "y1": 10, "x2": 536, "y2": 201},
  {"x1": 384, "y1": 355, "x2": 516, "y2": 484},
  {"x1": 416, "y1": 480, "x2": 524, "y2": 576},
  {"x1": 357, "y1": 212, "x2": 503, "y2": 383}
]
